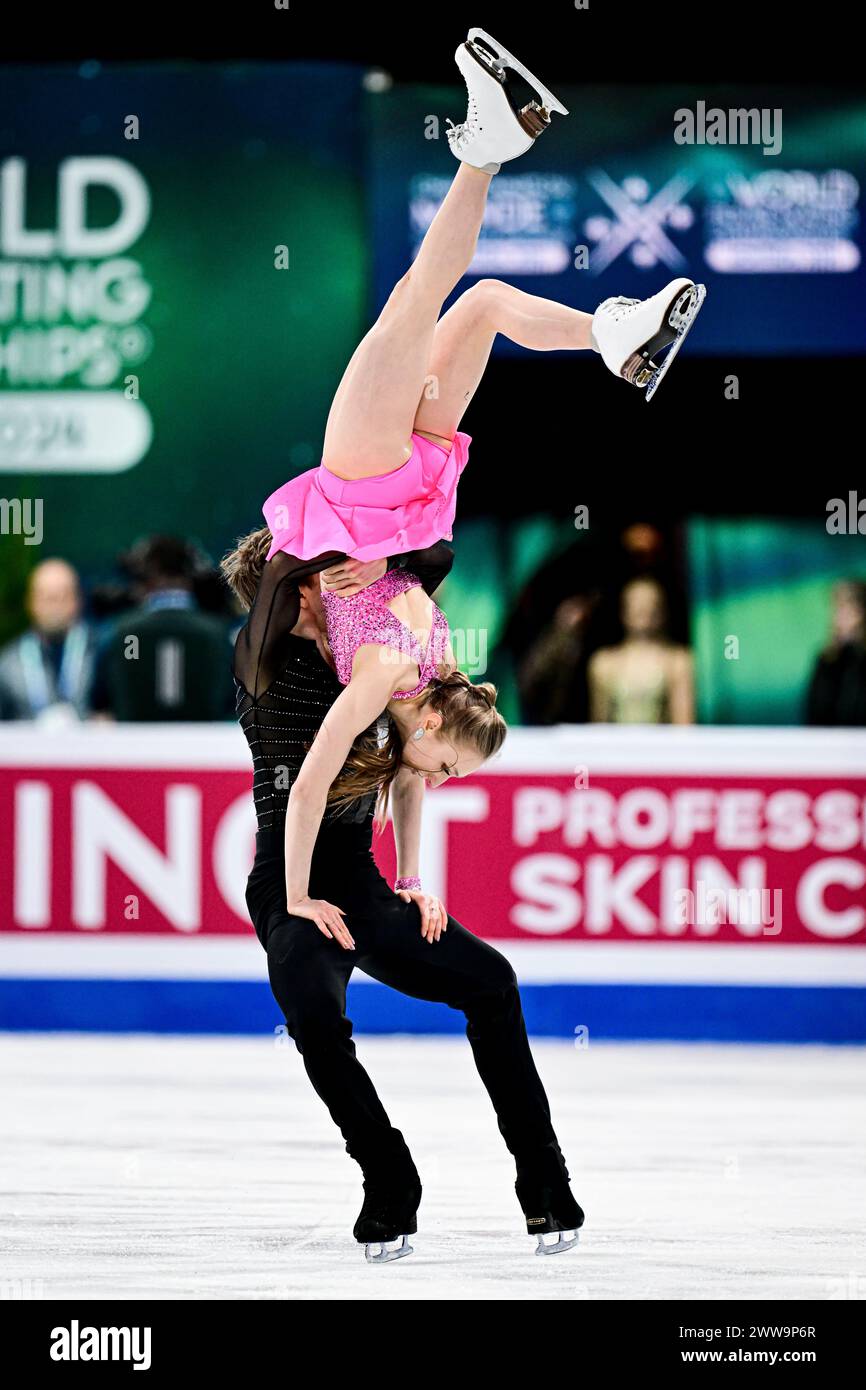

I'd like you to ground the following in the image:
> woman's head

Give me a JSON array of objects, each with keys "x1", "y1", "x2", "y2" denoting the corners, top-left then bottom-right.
[
  {"x1": 620, "y1": 576, "x2": 668, "y2": 638},
  {"x1": 328, "y1": 670, "x2": 507, "y2": 823},
  {"x1": 220, "y1": 526, "x2": 272, "y2": 610},
  {"x1": 831, "y1": 579, "x2": 866, "y2": 645},
  {"x1": 398, "y1": 670, "x2": 507, "y2": 788}
]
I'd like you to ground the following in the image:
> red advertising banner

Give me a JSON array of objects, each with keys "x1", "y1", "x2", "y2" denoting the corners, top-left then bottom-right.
[{"x1": 1, "y1": 727, "x2": 864, "y2": 947}]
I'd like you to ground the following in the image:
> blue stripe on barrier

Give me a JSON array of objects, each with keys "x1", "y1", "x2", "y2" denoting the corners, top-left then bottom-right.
[{"x1": 0, "y1": 978, "x2": 865, "y2": 1043}]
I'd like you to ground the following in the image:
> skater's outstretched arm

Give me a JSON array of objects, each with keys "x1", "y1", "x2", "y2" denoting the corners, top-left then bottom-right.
[{"x1": 282, "y1": 644, "x2": 417, "y2": 941}]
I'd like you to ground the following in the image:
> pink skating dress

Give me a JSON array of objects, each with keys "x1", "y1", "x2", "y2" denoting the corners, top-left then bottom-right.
[
  {"x1": 262, "y1": 429, "x2": 472, "y2": 564},
  {"x1": 322, "y1": 567, "x2": 450, "y2": 699}
]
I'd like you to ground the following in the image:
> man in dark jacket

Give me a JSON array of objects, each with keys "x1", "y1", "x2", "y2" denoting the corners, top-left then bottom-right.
[{"x1": 91, "y1": 536, "x2": 236, "y2": 721}]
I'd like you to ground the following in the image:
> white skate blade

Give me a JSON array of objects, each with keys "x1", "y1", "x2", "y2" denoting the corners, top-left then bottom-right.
[
  {"x1": 364, "y1": 1233, "x2": 414, "y2": 1264},
  {"x1": 534, "y1": 1229, "x2": 580, "y2": 1256},
  {"x1": 467, "y1": 27, "x2": 569, "y2": 116},
  {"x1": 644, "y1": 283, "x2": 706, "y2": 402}
]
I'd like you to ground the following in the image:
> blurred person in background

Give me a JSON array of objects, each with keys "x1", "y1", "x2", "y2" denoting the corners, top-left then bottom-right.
[
  {"x1": 90, "y1": 535, "x2": 236, "y2": 722},
  {"x1": 0, "y1": 558, "x2": 96, "y2": 724},
  {"x1": 503, "y1": 521, "x2": 690, "y2": 698},
  {"x1": 518, "y1": 589, "x2": 600, "y2": 724},
  {"x1": 805, "y1": 579, "x2": 866, "y2": 726},
  {"x1": 588, "y1": 576, "x2": 693, "y2": 723}
]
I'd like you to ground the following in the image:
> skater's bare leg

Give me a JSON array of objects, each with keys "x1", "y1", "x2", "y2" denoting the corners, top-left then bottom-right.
[
  {"x1": 414, "y1": 278, "x2": 595, "y2": 439},
  {"x1": 322, "y1": 165, "x2": 494, "y2": 480}
]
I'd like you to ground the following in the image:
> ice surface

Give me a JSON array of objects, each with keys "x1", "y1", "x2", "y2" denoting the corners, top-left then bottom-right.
[{"x1": 2, "y1": 1034, "x2": 864, "y2": 1301}]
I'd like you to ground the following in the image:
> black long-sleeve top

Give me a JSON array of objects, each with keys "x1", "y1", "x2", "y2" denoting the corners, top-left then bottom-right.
[{"x1": 233, "y1": 543, "x2": 455, "y2": 831}]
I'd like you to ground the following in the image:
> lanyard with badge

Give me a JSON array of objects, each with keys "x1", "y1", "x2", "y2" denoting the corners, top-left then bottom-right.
[{"x1": 19, "y1": 624, "x2": 88, "y2": 716}]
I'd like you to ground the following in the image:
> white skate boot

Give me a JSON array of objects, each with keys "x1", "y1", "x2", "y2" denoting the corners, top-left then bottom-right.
[
  {"x1": 591, "y1": 278, "x2": 707, "y2": 402},
  {"x1": 447, "y1": 27, "x2": 569, "y2": 174}
]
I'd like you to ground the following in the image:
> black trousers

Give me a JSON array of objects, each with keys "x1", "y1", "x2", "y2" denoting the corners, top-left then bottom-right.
[{"x1": 246, "y1": 823, "x2": 560, "y2": 1171}]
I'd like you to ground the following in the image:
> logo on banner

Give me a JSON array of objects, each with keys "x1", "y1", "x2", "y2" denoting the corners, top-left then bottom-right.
[{"x1": 582, "y1": 171, "x2": 697, "y2": 273}]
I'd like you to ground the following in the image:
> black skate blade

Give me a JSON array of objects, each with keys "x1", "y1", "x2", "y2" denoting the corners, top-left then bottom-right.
[
  {"x1": 534, "y1": 1229, "x2": 580, "y2": 1256},
  {"x1": 364, "y1": 1233, "x2": 414, "y2": 1264}
]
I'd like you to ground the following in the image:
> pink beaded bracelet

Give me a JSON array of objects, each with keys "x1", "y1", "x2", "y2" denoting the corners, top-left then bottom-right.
[{"x1": 395, "y1": 876, "x2": 422, "y2": 892}]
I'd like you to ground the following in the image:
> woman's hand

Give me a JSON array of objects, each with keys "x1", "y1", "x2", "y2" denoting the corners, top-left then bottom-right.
[
  {"x1": 397, "y1": 889, "x2": 448, "y2": 943},
  {"x1": 320, "y1": 557, "x2": 387, "y2": 597},
  {"x1": 285, "y1": 895, "x2": 356, "y2": 950}
]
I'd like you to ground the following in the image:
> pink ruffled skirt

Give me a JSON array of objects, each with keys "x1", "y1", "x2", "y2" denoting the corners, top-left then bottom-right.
[{"x1": 263, "y1": 430, "x2": 471, "y2": 563}]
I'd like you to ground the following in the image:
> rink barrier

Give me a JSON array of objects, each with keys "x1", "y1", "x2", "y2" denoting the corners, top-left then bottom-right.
[{"x1": 1, "y1": 724, "x2": 864, "y2": 1042}]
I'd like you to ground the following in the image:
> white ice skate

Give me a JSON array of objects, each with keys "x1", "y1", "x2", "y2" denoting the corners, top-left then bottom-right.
[
  {"x1": 591, "y1": 277, "x2": 707, "y2": 402},
  {"x1": 535, "y1": 1229, "x2": 581, "y2": 1256},
  {"x1": 447, "y1": 27, "x2": 569, "y2": 174},
  {"x1": 364, "y1": 1234, "x2": 414, "y2": 1264}
]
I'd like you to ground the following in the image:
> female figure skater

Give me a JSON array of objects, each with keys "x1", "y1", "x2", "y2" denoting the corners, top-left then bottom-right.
[{"x1": 257, "y1": 27, "x2": 705, "y2": 943}]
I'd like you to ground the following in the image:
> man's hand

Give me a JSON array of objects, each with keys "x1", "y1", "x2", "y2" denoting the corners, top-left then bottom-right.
[
  {"x1": 397, "y1": 889, "x2": 447, "y2": 943},
  {"x1": 320, "y1": 557, "x2": 387, "y2": 597}
]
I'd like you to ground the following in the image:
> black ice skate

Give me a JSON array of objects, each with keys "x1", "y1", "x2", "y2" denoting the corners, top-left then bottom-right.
[
  {"x1": 354, "y1": 1149, "x2": 422, "y2": 1265},
  {"x1": 515, "y1": 1142, "x2": 584, "y2": 1256},
  {"x1": 448, "y1": 27, "x2": 569, "y2": 173},
  {"x1": 592, "y1": 277, "x2": 707, "y2": 402}
]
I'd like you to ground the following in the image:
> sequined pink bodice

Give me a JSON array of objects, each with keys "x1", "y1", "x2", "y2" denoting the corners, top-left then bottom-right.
[{"x1": 321, "y1": 568, "x2": 450, "y2": 699}]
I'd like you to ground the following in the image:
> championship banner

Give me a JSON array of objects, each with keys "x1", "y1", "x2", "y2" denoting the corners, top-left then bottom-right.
[
  {"x1": 369, "y1": 83, "x2": 866, "y2": 355},
  {"x1": 0, "y1": 725, "x2": 864, "y2": 1041},
  {"x1": 0, "y1": 63, "x2": 367, "y2": 573}
]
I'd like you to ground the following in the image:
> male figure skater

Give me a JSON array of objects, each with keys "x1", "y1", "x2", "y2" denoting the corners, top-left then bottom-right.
[{"x1": 225, "y1": 538, "x2": 584, "y2": 1262}]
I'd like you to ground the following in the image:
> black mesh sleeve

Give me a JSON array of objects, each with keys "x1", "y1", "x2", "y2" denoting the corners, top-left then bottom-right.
[
  {"x1": 386, "y1": 541, "x2": 455, "y2": 597},
  {"x1": 232, "y1": 549, "x2": 344, "y2": 700},
  {"x1": 233, "y1": 541, "x2": 456, "y2": 700}
]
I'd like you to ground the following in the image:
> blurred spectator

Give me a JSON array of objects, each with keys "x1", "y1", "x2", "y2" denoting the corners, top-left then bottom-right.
[
  {"x1": 503, "y1": 520, "x2": 691, "y2": 684},
  {"x1": 0, "y1": 559, "x2": 96, "y2": 723},
  {"x1": 518, "y1": 590, "x2": 600, "y2": 724},
  {"x1": 588, "y1": 577, "x2": 693, "y2": 723},
  {"x1": 90, "y1": 536, "x2": 236, "y2": 721},
  {"x1": 804, "y1": 579, "x2": 866, "y2": 726}
]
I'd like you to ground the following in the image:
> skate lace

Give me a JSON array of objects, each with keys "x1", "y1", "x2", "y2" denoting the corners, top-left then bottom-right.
[
  {"x1": 446, "y1": 95, "x2": 479, "y2": 149},
  {"x1": 601, "y1": 295, "x2": 641, "y2": 320}
]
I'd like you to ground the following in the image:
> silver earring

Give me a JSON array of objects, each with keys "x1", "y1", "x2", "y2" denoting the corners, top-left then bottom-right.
[{"x1": 413, "y1": 728, "x2": 424, "y2": 740}]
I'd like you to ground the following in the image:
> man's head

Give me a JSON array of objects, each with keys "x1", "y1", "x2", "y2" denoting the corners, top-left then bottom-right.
[
  {"x1": 26, "y1": 559, "x2": 81, "y2": 638},
  {"x1": 128, "y1": 535, "x2": 196, "y2": 594},
  {"x1": 220, "y1": 526, "x2": 271, "y2": 610},
  {"x1": 292, "y1": 575, "x2": 327, "y2": 640}
]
